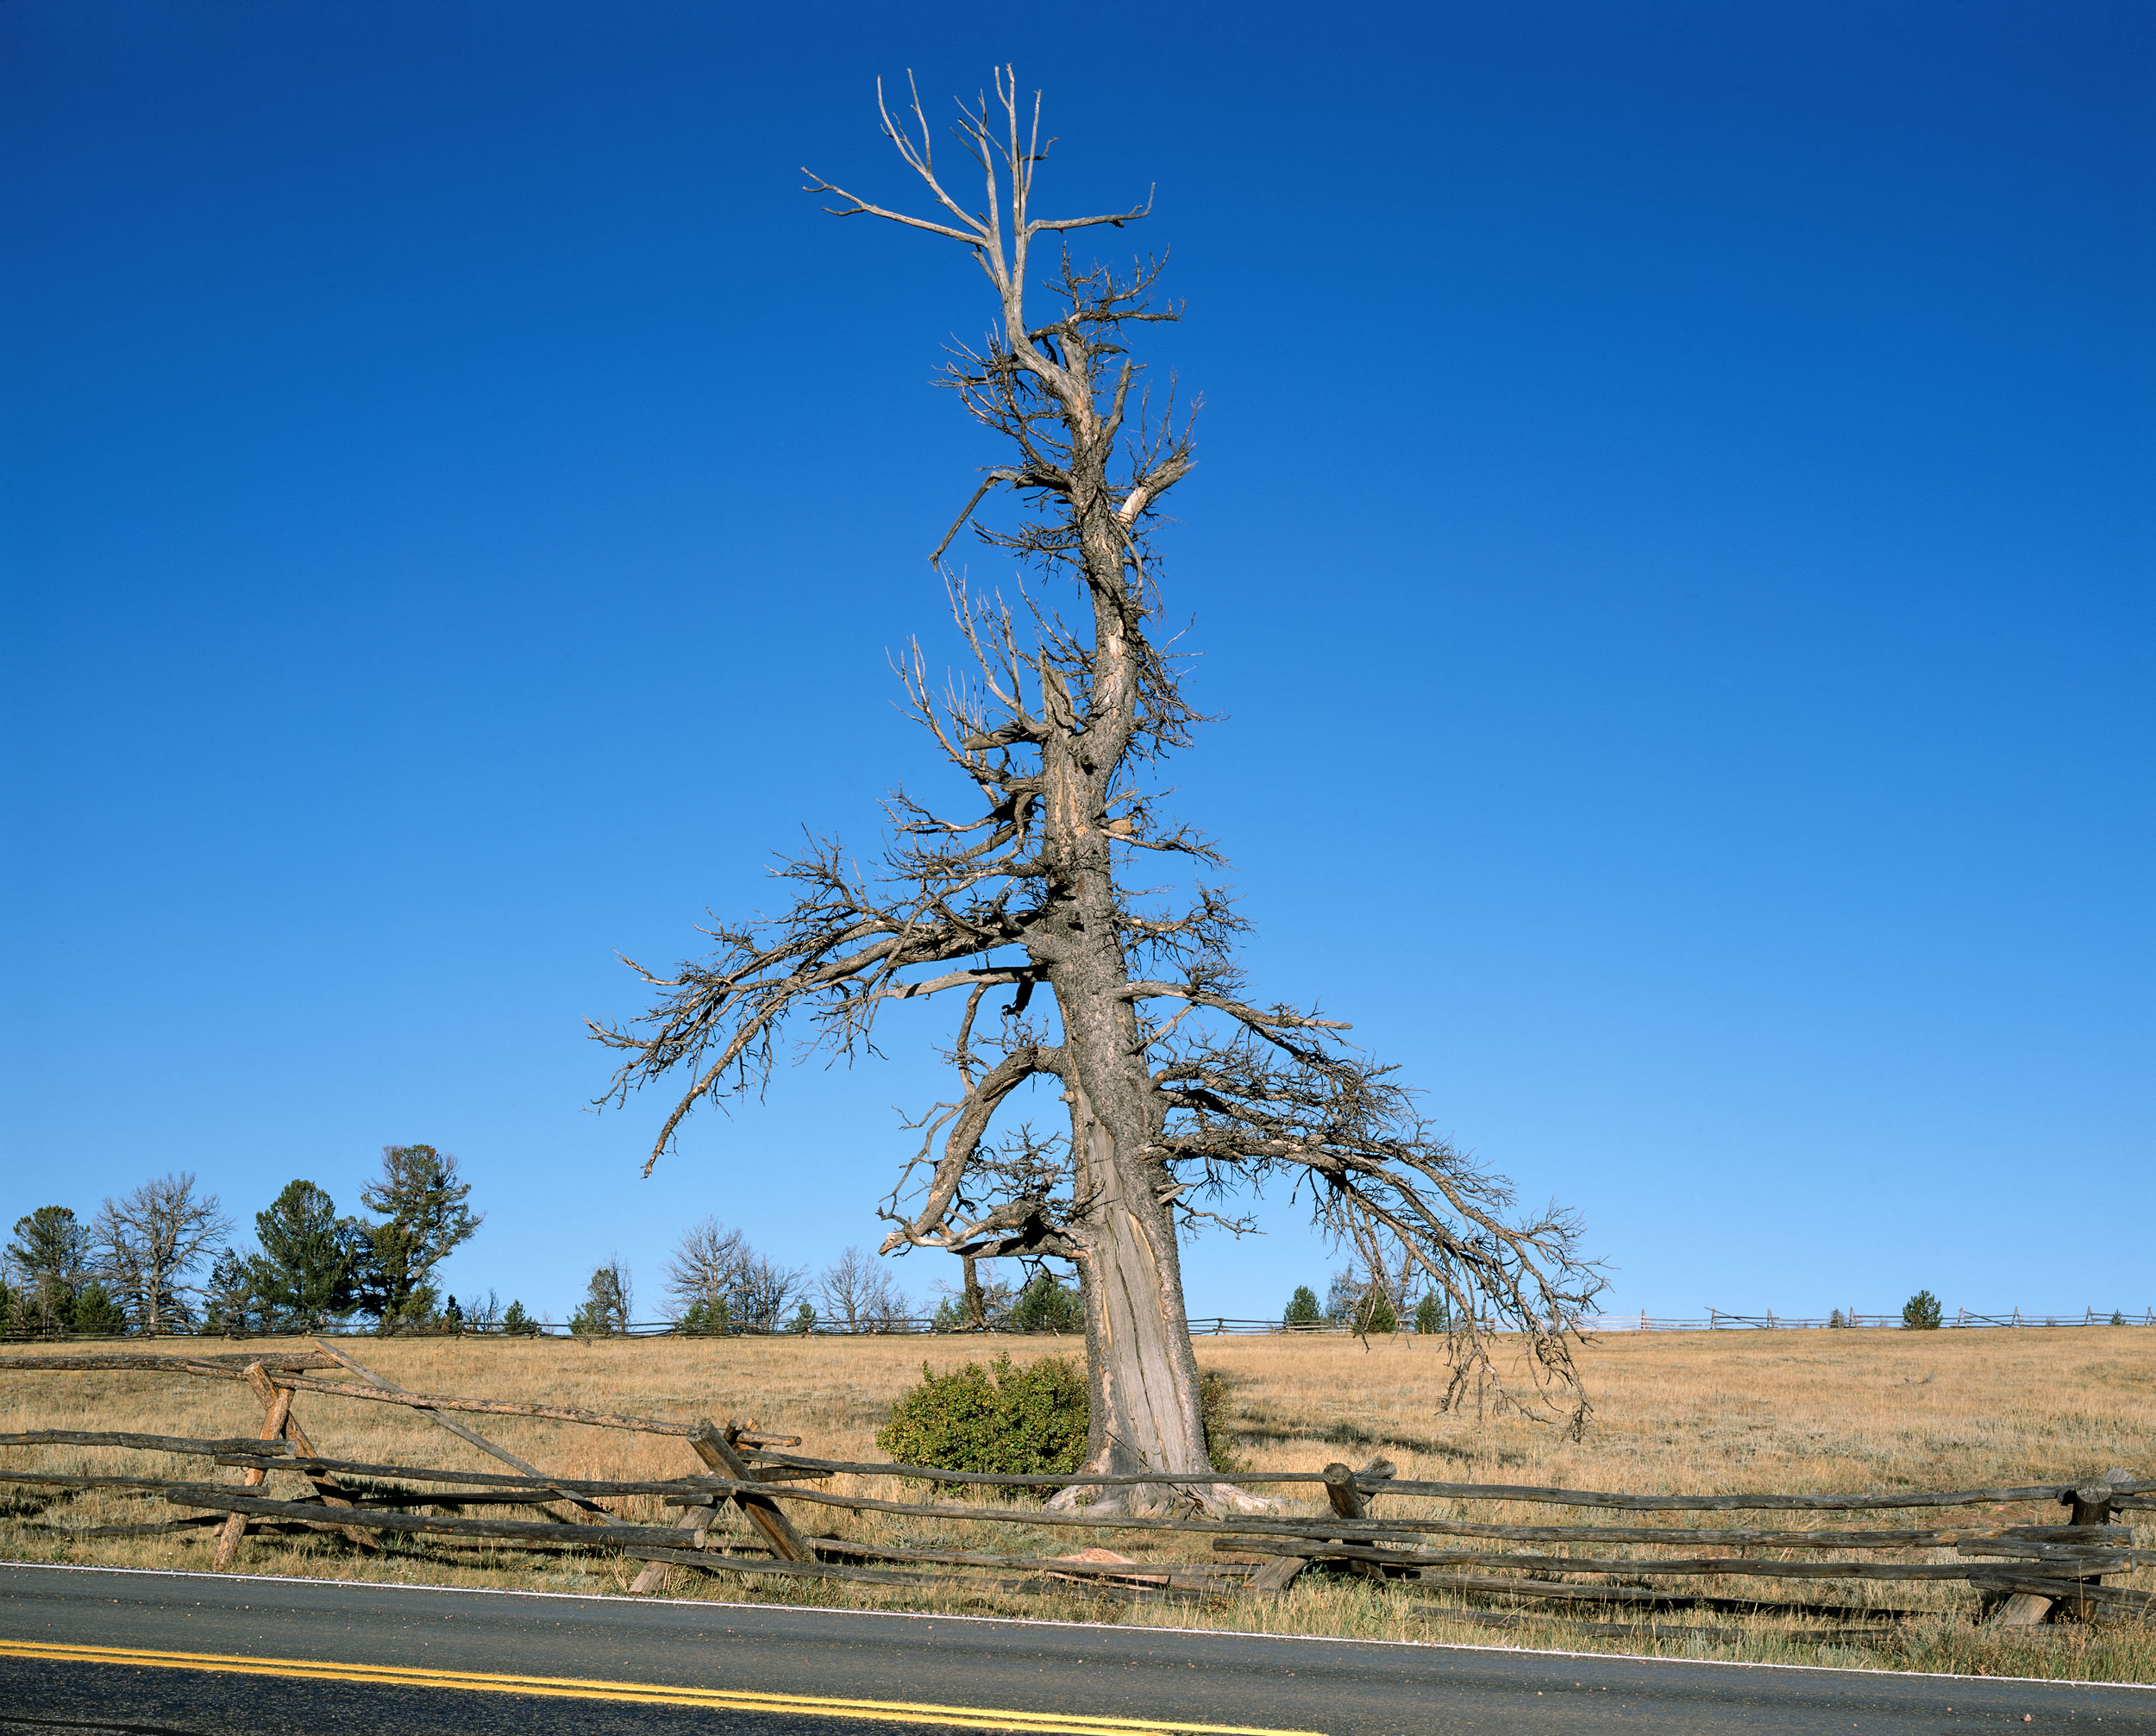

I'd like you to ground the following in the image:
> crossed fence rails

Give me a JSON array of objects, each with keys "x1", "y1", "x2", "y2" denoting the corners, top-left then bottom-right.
[{"x1": 2, "y1": 1344, "x2": 2149, "y2": 1647}]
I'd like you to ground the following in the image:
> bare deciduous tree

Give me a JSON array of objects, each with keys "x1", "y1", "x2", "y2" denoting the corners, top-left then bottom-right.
[
  {"x1": 734, "y1": 1252, "x2": 806, "y2": 1331},
  {"x1": 594, "y1": 71, "x2": 1603, "y2": 1512},
  {"x1": 818, "y1": 1244, "x2": 914, "y2": 1332},
  {"x1": 663, "y1": 1215, "x2": 807, "y2": 1331},
  {"x1": 663, "y1": 1216, "x2": 748, "y2": 1321},
  {"x1": 92, "y1": 1173, "x2": 232, "y2": 1336}
]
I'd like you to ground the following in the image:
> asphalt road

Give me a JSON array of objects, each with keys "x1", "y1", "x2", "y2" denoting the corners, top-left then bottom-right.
[{"x1": 2, "y1": 1563, "x2": 2151, "y2": 1735}]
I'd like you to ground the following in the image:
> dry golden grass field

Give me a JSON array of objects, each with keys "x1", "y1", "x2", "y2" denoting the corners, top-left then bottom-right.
[{"x1": 4, "y1": 1326, "x2": 2152, "y2": 1683}]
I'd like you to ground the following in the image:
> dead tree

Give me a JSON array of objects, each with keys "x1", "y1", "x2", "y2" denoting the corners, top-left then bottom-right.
[
  {"x1": 91, "y1": 1173, "x2": 232, "y2": 1336},
  {"x1": 593, "y1": 71, "x2": 1603, "y2": 1513}
]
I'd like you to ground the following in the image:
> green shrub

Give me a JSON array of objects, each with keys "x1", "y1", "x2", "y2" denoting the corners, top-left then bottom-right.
[
  {"x1": 930, "y1": 1294, "x2": 975, "y2": 1333},
  {"x1": 677, "y1": 1298, "x2": 730, "y2": 1336},
  {"x1": 1413, "y1": 1294, "x2": 1447, "y2": 1335},
  {"x1": 500, "y1": 1300, "x2": 538, "y2": 1337},
  {"x1": 876, "y1": 1353, "x2": 1238, "y2": 1484},
  {"x1": 1007, "y1": 1273, "x2": 1084, "y2": 1334},
  {"x1": 1901, "y1": 1289, "x2": 1943, "y2": 1331},
  {"x1": 787, "y1": 1301, "x2": 818, "y2": 1334},
  {"x1": 1355, "y1": 1290, "x2": 1398, "y2": 1335},
  {"x1": 72, "y1": 1281, "x2": 128, "y2": 1336},
  {"x1": 877, "y1": 1353, "x2": 1088, "y2": 1484},
  {"x1": 1282, "y1": 1285, "x2": 1323, "y2": 1329}
]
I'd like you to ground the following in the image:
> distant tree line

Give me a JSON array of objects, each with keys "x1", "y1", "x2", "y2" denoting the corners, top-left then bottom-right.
[
  {"x1": 1278, "y1": 1265, "x2": 1463, "y2": 1336},
  {"x1": 2, "y1": 1145, "x2": 481, "y2": 1338},
  {"x1": 550, "y1": 1223, "x2": 1087, "y2": 1338}
]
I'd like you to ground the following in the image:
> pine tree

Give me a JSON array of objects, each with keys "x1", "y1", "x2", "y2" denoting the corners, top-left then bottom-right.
[
  {"x1": 570, "y1": 1259, "x2": 630, "y2": 1335},
  {"x1": 201, "y1": 1248, "x2": 261, "y2": 1337},
  {"x1": 6, "y1": 1206, "x2": 91, "y2": 1333},
  {"x1": 357, "y1": 1145, "x2": 482, "y2": 1331},
  {"x1": 1009, "y1": 1273, "x2": 1084, "y2": 1333},
  {"x1": 71, "y1": 1280, "x2": 128, "y2": 1335},
  {"x1": 248, "y1": 1181, "x2": 367, "y2": 1329}
]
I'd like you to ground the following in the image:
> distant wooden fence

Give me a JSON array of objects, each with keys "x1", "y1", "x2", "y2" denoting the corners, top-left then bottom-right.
[
  {"x1": 6, "y1": 1305, "x2": 2153, "y2": 1344},
  {"x1": 2, "y1": 1345, "x2": 2147, "y2": 1644}
]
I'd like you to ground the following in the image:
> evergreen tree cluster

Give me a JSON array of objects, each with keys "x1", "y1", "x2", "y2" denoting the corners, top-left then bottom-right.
[{"x1": 4, "y1": 1145, "x2": 487, "y2": 1339}]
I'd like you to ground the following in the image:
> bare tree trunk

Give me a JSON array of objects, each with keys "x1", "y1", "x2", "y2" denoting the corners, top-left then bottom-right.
[{"x1": 1056, "y1": 1094, "x2": 1209, "y2": 1507}]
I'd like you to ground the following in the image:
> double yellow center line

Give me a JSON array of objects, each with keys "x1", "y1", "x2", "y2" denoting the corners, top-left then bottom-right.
[{"x1": 0, "y1": 1638, "x2": 1321, "y2": 1734}]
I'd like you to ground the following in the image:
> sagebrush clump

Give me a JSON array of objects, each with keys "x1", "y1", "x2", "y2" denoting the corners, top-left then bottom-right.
[
  {"x1": 877, "y1": 1352, "x2": 1238, "y2": 1487},
  {"x1": 876, "y1": 1353, "x2": 1089, "y2": 1486}
]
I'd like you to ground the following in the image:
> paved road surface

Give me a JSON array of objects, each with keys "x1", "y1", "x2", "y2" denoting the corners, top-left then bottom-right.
[{"x1": 3, "y1": 1563, "x2": 2150, "y2": 1733}]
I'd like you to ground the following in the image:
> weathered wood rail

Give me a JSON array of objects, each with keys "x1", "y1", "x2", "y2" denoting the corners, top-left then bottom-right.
[{"x1": 3, "y1": 1343, "x2": 2145, "y2": 1634}]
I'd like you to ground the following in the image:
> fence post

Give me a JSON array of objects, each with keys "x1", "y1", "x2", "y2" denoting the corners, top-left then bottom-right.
[
  {"x1": 212, "y1": 1362, "x2": 290, "y2": 1570},
  {"x1": 693, "y1": 1420, "x2": 816, "y2": 1562}
]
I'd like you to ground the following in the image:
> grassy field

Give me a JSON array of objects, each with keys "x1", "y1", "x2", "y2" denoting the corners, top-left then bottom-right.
[{"x1": 3, "y1": 1326, "x2": 2151, "y2": 1682}]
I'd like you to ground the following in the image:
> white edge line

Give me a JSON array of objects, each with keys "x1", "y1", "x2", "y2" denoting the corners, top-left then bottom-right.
[{"x1": 1, "y1": 1557, "x2": 2148, "y2": 1696}]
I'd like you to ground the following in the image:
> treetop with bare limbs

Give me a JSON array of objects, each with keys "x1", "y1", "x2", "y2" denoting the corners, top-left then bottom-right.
[{"x1": 592, "y1": 69, "x2": 1603, "y2": 1441}]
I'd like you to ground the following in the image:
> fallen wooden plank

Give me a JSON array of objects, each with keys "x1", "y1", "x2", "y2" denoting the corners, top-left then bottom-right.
[
  {"x1": 1434, "y1": 1608, "x2": 1904, "y2": 1645},
  {"x1": 1248, "y1": 1555, "x2": 1307, "y2": 1594},
  {"x1": 619, "y1": 1547, "x2": 1194, "y2": 1604},
  {"x1": 1396, "y1": 1571, "x2": 1929, "y2": 1620},
  {"x1": 619, "y1": 1548, "x2": 1028, "y2": 1592},
  {"x1": 1211, "y1": 1536, "x2": 2124, "y2": 1582},
  {"x1": 800, "y1": 1533, "x2": 1250, "y2": 1589}
]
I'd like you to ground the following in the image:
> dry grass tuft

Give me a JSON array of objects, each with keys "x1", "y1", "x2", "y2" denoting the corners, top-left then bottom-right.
[{"x1": 3, "y1": 1327, "x2": 2151, "y2": 1681}]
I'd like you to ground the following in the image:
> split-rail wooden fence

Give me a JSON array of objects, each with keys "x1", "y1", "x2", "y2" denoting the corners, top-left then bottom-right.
[{"x1": 2, "y1": 1344, "x2": 2148, "y2": 1646}]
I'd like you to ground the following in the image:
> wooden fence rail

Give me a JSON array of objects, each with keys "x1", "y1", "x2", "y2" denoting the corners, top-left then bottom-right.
[{"x1": 2, "y1": 1342, "x2": 2144, "y2": 1634}]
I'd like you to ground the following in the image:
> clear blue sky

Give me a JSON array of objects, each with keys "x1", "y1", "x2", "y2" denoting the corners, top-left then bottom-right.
[{"x1": 4, "y1": 2, "x2": 2148, "y2": 1326}]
